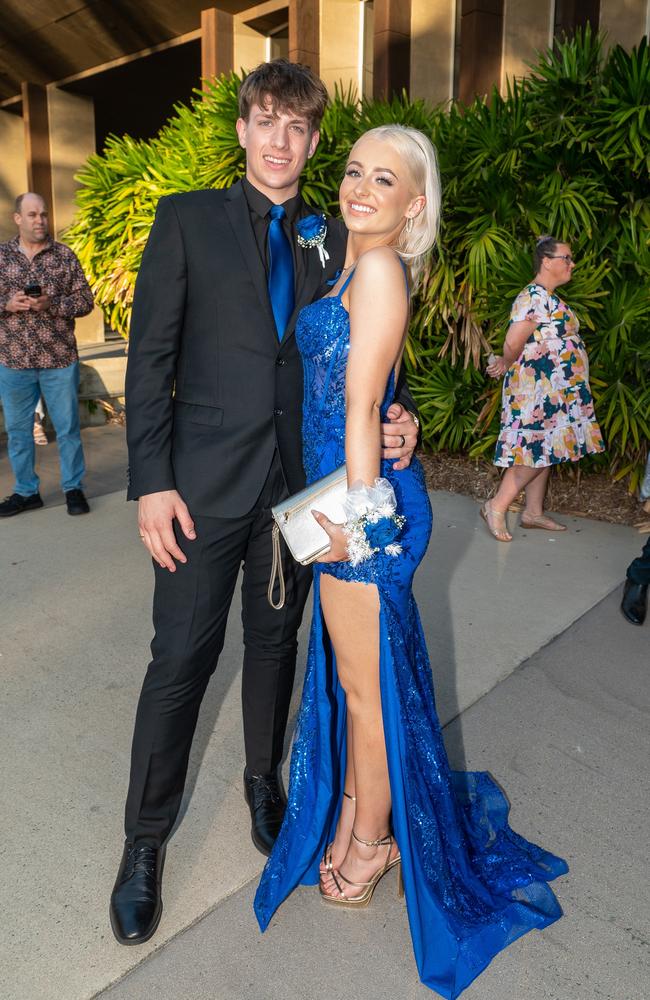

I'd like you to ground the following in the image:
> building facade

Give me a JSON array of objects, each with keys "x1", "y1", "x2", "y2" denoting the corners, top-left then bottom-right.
[{"x1": 0, "y1": 0, "x2": 648, "y2": 342}]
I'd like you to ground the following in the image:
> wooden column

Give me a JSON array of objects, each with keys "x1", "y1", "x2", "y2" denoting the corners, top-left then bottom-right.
[
  {"x1": 410, "y1": 0, "x2": 456, "y2": 105},
  {"x1": 289, "y1": 0, "x2": 319, "y2": 71},
  {"x1": 21, "y1": 82, "x2": 55, "y2": 230},
  {"x1": 373, "y1": 0, "x2": 412, "y2": 100},
  {"x1": 457, "y1": 0, "x2": 504, "y2": 104},
  {"x1": 502, "y1": 0, "x2": 553, "y2": 88},
  {"x1": 0, "y1": 110, "x2": 28, "y2": 241},
  {"x1": 201, "y1": 7, "x2": 234, "y2": 84}
]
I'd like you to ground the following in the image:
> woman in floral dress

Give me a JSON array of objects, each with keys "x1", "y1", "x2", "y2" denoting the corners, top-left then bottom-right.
[{"x1": 483, "y1": 235, "x2": 604, "y2": 541}]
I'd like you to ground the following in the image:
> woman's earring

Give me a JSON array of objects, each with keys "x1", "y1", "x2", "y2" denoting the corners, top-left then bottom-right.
[{"x1": 405, "y1": 216, "x2": 413, "y2": 234}]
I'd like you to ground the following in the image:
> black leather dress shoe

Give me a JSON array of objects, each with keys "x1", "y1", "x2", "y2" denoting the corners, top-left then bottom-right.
[
  {"x1": 0, "y1": 492, "x2": 43, "y2": 517},
  {"x1": 110, "y1": 842, "x2": 165, "y2": 945},
  {"x1": 243, "y1": 768, "x2": 287, "y2": 856},
  {"x1": 621, "y1": 579, "x2": 648, "y2": 626},
  {"x1": 65, "y1": 489, "x2": 90, "y2": 515}
]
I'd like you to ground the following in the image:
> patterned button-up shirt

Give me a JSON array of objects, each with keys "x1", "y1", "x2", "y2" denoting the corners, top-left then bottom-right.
[{"x1": 0, "y1": 236, "x2": 94, "y2": 369}]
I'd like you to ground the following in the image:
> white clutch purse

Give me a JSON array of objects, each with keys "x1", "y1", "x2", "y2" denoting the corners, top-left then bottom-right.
[{"x1": 268, "y1": 465, "x2": 347, "y2": 609}]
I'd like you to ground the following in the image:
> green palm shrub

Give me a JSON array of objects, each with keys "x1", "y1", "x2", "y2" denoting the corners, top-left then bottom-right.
[{"x1": 67, "y1": 28, "x2": 649, "y2": 489}]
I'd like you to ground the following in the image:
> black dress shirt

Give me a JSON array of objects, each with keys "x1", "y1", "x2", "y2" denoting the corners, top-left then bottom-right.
[{"x1": 241, "y1": 177, "x2": 306, "y2": 291}]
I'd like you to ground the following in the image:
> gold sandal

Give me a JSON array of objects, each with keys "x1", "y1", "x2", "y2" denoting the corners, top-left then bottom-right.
[
  {"x1": 480, "y1": 501, "x2": 512, "y2": 542},
  {"x1": 520, "y1": 512, "x2": 567, "y2": 531},
  {"x1": 320, "y1": 830, "x2": 403, "y2": 908},
  {"x1": 321, "y1": 791, "x2": 355, "y2": 875}
]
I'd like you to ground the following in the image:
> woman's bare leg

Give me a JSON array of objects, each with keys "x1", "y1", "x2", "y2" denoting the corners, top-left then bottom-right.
[
  {"x1": 318, "y1": 574, "x2": 398, "y2": 896},
  {"x1": 492, "y1": 465, "x2": 546, "y2": 513},
  {"x1": 521, "y1": 467, "x2": 566, "y2": 528},
  {"x1": 521, "y1": 466, "x2": 550, "y2": 516},
  {"x1": 482, "y1": 466, "x2": 546, "y2": 542},
  {"x1": 319, "y1": 713, "x2": 356, "y2": 874}
]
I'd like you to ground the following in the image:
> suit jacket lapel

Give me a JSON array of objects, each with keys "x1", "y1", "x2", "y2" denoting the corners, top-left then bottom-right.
[
  {"x1": 282, "y1": 208, "x2": 348, "y2": 346},
  {"x1": 281, "y1": 240, "x2": 325, "y2": 344},
  {"x1": 223, "y1": 182, "x2": 275, "y2": 331}
]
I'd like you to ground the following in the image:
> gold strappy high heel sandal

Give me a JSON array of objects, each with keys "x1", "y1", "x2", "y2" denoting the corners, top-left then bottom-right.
[
  {"x1": 320, "y1": 830, "x2": 403, "y2": 908},
  {"x1": 321, "y1": 791, "x2": 355, "y2": 875}
]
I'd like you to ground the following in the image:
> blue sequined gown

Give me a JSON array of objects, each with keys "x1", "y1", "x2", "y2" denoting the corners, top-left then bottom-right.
[{"x1": 254, "y1": 270, "x2": 568, "y2": 998}]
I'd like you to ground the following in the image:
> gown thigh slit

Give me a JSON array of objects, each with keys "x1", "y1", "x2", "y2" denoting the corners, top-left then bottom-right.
[{"x1": 255, "y1": 274, "x2": 568, "y2": 999}]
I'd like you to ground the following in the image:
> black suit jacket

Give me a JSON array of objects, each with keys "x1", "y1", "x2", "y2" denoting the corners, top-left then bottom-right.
[{"x1": 125, "y1": 182, "x2": 415, "y2": 518}]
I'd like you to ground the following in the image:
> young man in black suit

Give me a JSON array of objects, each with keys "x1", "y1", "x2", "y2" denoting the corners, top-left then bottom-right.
[{"x1": 110, "y1": 59, "x2": 419, "y2": 945}]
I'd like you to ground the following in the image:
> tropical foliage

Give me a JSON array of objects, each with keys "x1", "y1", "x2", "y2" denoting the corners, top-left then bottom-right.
[{"x1": 67, "y1": 29, "x2": 650, "y2": 489}]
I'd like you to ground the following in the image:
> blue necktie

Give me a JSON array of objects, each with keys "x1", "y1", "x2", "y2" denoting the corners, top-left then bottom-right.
[{"x1": 267, "y1": 205, "x2": 295, "y2": 340}]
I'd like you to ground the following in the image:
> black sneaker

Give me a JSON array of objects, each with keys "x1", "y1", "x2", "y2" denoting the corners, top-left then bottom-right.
[
  {"x1": 0, "y1": 492, "x2": 44, "y2": 517},
  {"x1": 65, "y1": 489, "x2": 90, "y2": 515}
]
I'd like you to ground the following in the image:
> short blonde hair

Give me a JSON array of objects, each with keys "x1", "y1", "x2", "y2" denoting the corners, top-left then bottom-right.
[{"x1": 355, "y1": 125, "x2": 441, "y2": 289}]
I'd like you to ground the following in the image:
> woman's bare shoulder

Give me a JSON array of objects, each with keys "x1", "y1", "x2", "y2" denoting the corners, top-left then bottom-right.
[
  {"x1": 353, "y1": 247, "x2": 406, "y2": 298},
  {"x1": 356, "y1": 245, "x2": 403, "y2": 274}
]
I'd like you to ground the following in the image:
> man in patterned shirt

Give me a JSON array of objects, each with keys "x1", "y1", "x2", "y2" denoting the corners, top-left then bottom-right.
[{"x1": 0, "y1": 192, "x2": 94, "y2": 516}]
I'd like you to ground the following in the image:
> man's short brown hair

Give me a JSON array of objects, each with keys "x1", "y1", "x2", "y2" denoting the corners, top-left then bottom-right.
[{"x1": 238, "y1": 58, "x2": 328, "y2": 130}]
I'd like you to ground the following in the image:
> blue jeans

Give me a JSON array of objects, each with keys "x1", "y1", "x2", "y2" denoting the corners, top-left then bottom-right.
[{"x1": 0, "y1": 362, "x2": 85, "y2": 495}]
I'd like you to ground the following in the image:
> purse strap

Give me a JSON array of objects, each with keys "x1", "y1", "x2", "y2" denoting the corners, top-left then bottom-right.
[{"x1": 267, "y1": 522, "x2": 286, "y2": 610}]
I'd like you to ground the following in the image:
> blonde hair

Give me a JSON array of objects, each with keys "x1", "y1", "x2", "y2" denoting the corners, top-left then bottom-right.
[{"x1": 354, "y1": 125, "x2": 441, "y2": 289}]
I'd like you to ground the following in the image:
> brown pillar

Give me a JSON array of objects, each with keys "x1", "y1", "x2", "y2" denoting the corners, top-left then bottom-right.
[
  {"x1": 289, "y1": 0, "x2": 319, "y2": 71},
  {"x1": 21, "y1": 82, "x2": 55, "y2": 230},
  {"x1": 457, "y1": 0, "x2": 504, "y2": 104},
  {"x1": 373, "y1": 0, "x2": 411, "y2": 100},
  {"x1": 201, "y1": 7, "x2": 234, "y2": 83}
]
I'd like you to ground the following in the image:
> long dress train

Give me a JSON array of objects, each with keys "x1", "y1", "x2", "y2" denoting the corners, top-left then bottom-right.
[{"x1": 254, "y1": 269, "x2": 568, "y2": 999}]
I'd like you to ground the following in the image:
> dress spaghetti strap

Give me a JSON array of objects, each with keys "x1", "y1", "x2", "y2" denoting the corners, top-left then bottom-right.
[{"x1": 334, "y1": 267, "x2": 356, "y2": 299}]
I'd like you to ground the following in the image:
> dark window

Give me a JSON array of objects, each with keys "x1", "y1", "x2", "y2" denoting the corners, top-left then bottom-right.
[
  {"x1": 64, "y1": 39, "x2": 201, "y2": 151},
  {"x1": 554, "y1": 0, "x2": 600, "y2": 38}
]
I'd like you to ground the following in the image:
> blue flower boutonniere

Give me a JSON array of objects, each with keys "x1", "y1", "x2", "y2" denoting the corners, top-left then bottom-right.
[{"x1": 296, "y1": 213, "x2": 330, "y2": 268}]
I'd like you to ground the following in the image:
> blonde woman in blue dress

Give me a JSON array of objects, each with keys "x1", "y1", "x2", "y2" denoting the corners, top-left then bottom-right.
[{"x1": 255, "y1": 127, "x2": 567, "y2": 998}]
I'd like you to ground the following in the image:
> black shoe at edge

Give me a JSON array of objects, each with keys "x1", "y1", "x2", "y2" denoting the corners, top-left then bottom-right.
[
  {"x1": 243, "y1": 767, "x2": 287, "y2": 857},
  {"x1": 621, "y1": 579, "x2": 648, "y2": 626},
  {"x1": 0, "y1": 492, "x2": 43, "y2": 517},
  {"x1": 65, "y1": 489, "x2": 90, "y2": 515},
  {"x1": 109, "y1": 842, "x2": 165, "y2": 945}
]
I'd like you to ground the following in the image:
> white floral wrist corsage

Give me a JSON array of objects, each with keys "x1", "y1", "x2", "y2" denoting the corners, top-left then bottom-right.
[{"x1": 343, "y1": 479, "x2": 406, "y2": 566}]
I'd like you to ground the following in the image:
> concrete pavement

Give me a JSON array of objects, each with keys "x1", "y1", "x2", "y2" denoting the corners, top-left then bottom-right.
[
  {"x1": 0, "y1": 422, "x2": 127, "y2": 507},
  {"x1": 0, "y1": 428, "x2": 646, "y2": 1000},
  {"x1": 100, "y1": 590, "x2": 650, "y2": 1000}
]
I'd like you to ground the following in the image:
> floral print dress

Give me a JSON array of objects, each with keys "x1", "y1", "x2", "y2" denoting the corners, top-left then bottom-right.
[{"x1": 494, "y1": 283, "x2": 605, "y2": 467}]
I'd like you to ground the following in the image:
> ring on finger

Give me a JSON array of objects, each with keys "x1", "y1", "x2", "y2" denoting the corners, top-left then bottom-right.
[{"x1": 398, "y1": 434, "x2": 406, "y2": 448}]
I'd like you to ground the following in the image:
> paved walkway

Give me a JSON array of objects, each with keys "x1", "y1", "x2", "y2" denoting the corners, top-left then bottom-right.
[
  {"x1": 1, "y1": 427, "x2": 647, "y2": 1000},
  {"x1": 0, "y1": 422, "x2": 127, "y2": 506}
]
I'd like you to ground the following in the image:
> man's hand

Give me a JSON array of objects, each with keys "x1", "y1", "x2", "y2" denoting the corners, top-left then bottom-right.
[
  {"x1": 138, "y1": 490, "x2": 196, "y2": 572},
  {"x1": 381, "y1": 403, "x2": 418, "y2": 471},
  {"x1": 5, "y1": 291, "x2": 32, "y2": 313},
  {"x1": 29, "y1": 294, "x2": 52, "y2": 313},
  {"x1": 311, "y1": 510, "x2": 349, "y2": 563}
]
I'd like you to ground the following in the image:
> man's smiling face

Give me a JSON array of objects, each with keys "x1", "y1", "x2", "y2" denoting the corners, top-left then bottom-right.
[{"x1": 236, "y1": 100, "x2": 320, "y2": 203}]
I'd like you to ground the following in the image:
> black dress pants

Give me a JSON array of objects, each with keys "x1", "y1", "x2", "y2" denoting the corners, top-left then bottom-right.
[
  {"x1": 627, "y1": 534, "x2": 650, "y2": 585},
  {"x1": 124, "y1": 453, "x2": 312, "y2": 846}
]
